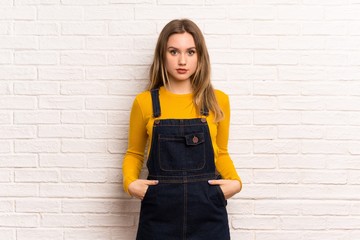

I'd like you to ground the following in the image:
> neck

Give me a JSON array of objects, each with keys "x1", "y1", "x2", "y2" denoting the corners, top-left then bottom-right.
[{"x1": 166, "y1": 79, "x2": 192, "y2": 94}]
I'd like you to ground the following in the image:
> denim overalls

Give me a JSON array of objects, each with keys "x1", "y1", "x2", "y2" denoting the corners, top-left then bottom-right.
[{"x1": 136, "y1": 89, "x2": 230, "y2": 240}]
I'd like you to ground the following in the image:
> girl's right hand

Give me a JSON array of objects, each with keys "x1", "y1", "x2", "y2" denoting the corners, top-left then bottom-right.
[{"x1": 128, "y1": 179, "x2": 159, "y2": 200}]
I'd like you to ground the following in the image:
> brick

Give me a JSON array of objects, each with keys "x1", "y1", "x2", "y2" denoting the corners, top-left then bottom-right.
[
  {"x1": 0, "y1": 7, "x2": 36, "y2": 20},
  {"x1": 61, "y1": 82, "x2": 107, "y2": 95},
  {"x1": 211, "y1": 50, "x2": 252, "y2": 64},
  {"x1": 0, "y1": 214, "x2": 38, "y2": 227},
  {"x1": 232, "y1": 155, "x2": 277, "y2": 169},
  {"x1": 61, "y1": 140, "x2": 107, "y2": 153},
  {"x1": 86, "y1": 66, "x2": 135, "y2": 80},
  {"x1": 61, "y1": 52, "x2": 107, "y2": 66},
  {"x1": 15, "y1": 0, "x2": 60, "y2": 4},
  {"x1": 87, "y1": 154, "x2": 122, "y2": 168},
  {"x1": 85, "y1": 126, "x2": 128, "y2": 139},
  {"x1": 14, "y1": 82, "x2": 59, "y2": 95},
  {"x1": 85, "y1": 184, "x2": 123, "y2": 198},
  {"x1": 278, "y1": 155, "x2": 326, "y2": 169},
  {"x1": 39, "y1": 97, "x2": 83, "y2": 110},
  {"x1": 254, "y1": 140, "x2": 299, "y2": 154},
  {"x1": 0, "y1": 184, "x2": 38, "y2": 197},
  {"x1": 108, "y1": 52, "x2": 153, "y2": 65},
  {"x1": 278, "y1": 126, "x2": 323, "y2": 139},
  {"x1": 109, "y1": 21, "x2": 156, "y2": 35},
  {"x1": 303, "y1": 22, "x2": 347, "y2": 35},
  {"x1": 15, "y1": 52, "x2": 58, "y2": 65},
  {"x1": 279, "y1": 97, "x2": 325, "y2": 110},
  {"x1": 278, "y1": 185, "x2": 360, "y2": 200},
  {"x1": 39, "y1": 37, "x2": 84, "y2": 50},
  {"x1": 38, "y1": 6, "x2": 83, "y2": 20},
  {"x1": 0, "y1": 154, "x2": 37, "y2": 168},
  {"x1": 301, "y1": 201, "x2": 349, "y2": 216},
  {"x1": 16, "y1": 199, "x2": 60, "y2": 213},
  {"x1": 14, "y1": 21, "x2": 59, "y2": 35},
  {"x1": 15, "y1": 140, "x2": 60, "y2": 153},
  {"x1": 254, "y1": 111, "x2": 301, "y2": 125},
  {"x1": 86, "y1": 37, "x2": 133, "y2": 50},
  {"x1": 278, "y1": 66, "x2": 326, "y2": 81},
  {"x1": 85, "y1": 6, "x2": 133, "y2": 20},
  {"x1": 15, "y1": 170, "x2": 59, "y2": 183},
  {"x1": 254, "y1": 21, "x2": 300, "y2": 35},
  {"x1": 254, "y1": 170, "x2": 300, "y2": 184},
  {"x1": 254, "y1": 51, "x2": 298, "y2": 65},
  {"x1": 229, "y1": 6, "x2": 275, "y2": 20},
  {"x1": 0, "y1": 111, "x2": 11, "y2": 124},
  {"x1": 87, "y1": 214, "x2": 135, "y2": 227},
  {"x1": 231, "y1": 96, "x2": 276, "y2": 110},
  {"x1": 232, "y1": 216, "x2": 278, "y2": 230},
  {"x1": 325, "y1": 6, "x2": 360, "y2": 20},
  {"x1": 61, "y1": 111, "x2": 106, "y2": 124},
  {"x1": 39, "y1": 154, "x2": 87, "y2": 168},
  {"x1": 0, "y1": 170, "x2": 11, "y2": 182},
  {"x1": 0, "y1": 200, "x2": 13, "y2": 212},
  {"x1": 281, "y1": 217, "x2": 327, "y2": 230},
  {"x1": 39, "y1": 125, "x2": 83, "y2": 138},
  {"x1": 62, "y1": 200, "x2": 113, "y2": 213},
  {"x1": 62, "y1": 22, "x2": 106, "y2": 35},
  {"x1": 61, "y1": 170, "x2": 107, "y2": 183},
  {"x1": 0, "y1": 36, "x2": 37, "y2": 49},
  {"x1": 0, "y1": 141, "x2": 11, "y2": 153},
  {"x1": 40, "y1": 184, "x2": 85, "y2": 198},
  {"x1": 231, "y1": 36, "x2": 277, "y2": 49},
  {"x1": 39, "y1": 67, "x2": 83, "y2": 80},
  {"x1": 0, "y1": 51, "x2": 12, "y2": 64},
  {"x1": 0, "y1": 126, "x2": 36, "y2": 139},
  {"x1": 254, "y1": 81, "x2": 301, "y2": 95},
  {"x1": 0, "y1": 97, "x2": 36, "y2": 109},
  {"x1": 230, "y1": 126, "x2": 276, "y2": 140},
  {"x1": 278, "y1": 6, "x2": 323, "y2": 20},
  {"x1": 17, "y1": 229, "x2": 62, "y2": 240},
  {"x1": 64, "y1": 229, "x2": 110, "y2": 240},
  {"x1": 255, "y1": 200, "x2": 301, "y2": 215},
  {"x1": 0, "y1": 66, "x2": 36, "y2": 80},
  {"x1": 41, "y1": 214, "x2": 87, "y2": 227},
  {"x1": 85, "y1": 97, "x2": 132, "y2": 110},
  {"x1": 14, "y1": 111, "x2": 60, "y2": 124}
]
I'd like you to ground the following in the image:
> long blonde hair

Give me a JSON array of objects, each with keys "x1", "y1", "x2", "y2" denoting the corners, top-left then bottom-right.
[{"x1": 147, "y1": 19, "x2": 224, "y2": 122}]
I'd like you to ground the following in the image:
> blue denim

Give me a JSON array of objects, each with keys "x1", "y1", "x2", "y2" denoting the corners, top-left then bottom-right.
[{"x1": 136, "y1": 89, "x2": 230, "y2": 240}]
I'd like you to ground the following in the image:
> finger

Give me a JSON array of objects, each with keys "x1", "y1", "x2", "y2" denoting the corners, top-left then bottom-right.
[
  {"x1": 208, "y1": 179, "x2": 223, "y2": 185},
  {"x1": 146, "y1": 180, "x2": 159, "y2": 186}
]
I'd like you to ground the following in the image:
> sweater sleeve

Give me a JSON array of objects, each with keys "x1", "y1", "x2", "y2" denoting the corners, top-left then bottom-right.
[
  {"x1": 215, "y1": 93, "x2": 242, "y2": 186},
  {"x1": 122, "y1": 97, "x2": 148, "y2": 194}
]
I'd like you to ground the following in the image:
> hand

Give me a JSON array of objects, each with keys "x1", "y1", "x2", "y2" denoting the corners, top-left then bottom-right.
[
  {"x1": 208, "y1": 179, "x2": 242, "y2": 200},
  {"x1": 128, "y1": 179, "x2": 159, "y2": 200}
]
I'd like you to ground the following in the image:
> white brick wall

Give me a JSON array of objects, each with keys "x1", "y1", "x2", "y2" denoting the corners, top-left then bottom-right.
[{"x1": 1, "y1": 1, "x2": 360, "y2": 239}]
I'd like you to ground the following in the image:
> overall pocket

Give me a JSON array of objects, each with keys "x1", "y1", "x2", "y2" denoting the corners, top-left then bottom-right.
[{"x1": 158, "y1": 132, "x2": 206, "y2": 171}]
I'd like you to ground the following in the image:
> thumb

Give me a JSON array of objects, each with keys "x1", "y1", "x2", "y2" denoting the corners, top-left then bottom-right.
[{"x1": 146, "y1": 180, "x2": 159, "y2": 186}]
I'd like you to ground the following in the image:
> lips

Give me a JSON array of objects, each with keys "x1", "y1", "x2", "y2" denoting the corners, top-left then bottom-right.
[{"x1": 176, "y1": 68, "x2": 188, "y2": 74}]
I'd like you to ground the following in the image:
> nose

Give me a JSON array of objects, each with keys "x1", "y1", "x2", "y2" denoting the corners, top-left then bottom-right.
[{"x1": 178, "y1": 53, "x2": 186, "y2": 66}]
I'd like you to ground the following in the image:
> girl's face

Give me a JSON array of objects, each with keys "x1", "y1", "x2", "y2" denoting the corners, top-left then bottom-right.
[{"x1": 165, "y1": 32, "x2": 198, "y2": 85}]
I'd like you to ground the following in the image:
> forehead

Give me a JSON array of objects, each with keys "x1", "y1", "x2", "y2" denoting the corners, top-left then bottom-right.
[{"x1": 167, "y1": 32, "x2": 195, "y2": 48}]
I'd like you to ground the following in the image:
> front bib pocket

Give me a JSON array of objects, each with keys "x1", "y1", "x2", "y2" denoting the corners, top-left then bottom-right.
[{"x1": 158, "y1": 132, "x2": 206, "y2": 171}]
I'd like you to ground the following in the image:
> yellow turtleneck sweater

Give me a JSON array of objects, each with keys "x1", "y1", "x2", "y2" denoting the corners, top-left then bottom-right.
[{"x1": 122, "y1": 86, "x2": 241, "y2": 194}]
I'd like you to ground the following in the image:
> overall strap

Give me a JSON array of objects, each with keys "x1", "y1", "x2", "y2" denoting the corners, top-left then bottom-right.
[{"x1": 150, "y1": 88, "x2": 161, "y2": 118}]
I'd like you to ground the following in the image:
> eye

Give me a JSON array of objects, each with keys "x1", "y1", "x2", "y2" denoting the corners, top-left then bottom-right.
[
  {"x1": 169, "y1": 49, "x2": 178, "y2": 55},
  {"x1": 187, "y1": 49, "x2": 196, "y2": 56}
]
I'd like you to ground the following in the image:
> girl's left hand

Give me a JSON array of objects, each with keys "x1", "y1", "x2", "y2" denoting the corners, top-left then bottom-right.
[{"x1": 208, "y1": 179, "x2": 242, "y2": 200}]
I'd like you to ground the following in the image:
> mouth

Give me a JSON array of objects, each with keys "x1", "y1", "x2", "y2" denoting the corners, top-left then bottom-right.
[{"x1": 176, "y1": 68, "x2": 188, "y2": 74}]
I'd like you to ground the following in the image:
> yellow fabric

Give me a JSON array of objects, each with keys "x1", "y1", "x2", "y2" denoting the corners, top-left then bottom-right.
[{"x1": 122, "y1": 86, "x2": 241, "y2": 194}]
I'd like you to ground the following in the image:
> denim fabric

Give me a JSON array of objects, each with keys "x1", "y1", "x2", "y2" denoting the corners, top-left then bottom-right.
[{"x1": 136, "y1": 89, "x2": 230, "y2": 240}]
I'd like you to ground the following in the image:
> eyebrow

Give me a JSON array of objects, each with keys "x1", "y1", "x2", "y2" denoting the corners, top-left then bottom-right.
[{"x1": 167, "y1": 46, "x2": 196, "y2": 50}]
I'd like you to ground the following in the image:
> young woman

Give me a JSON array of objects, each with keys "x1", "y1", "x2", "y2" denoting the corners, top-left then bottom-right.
[{"x1": 122, "y1": 19, "x2": 242, "y2": 240}]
